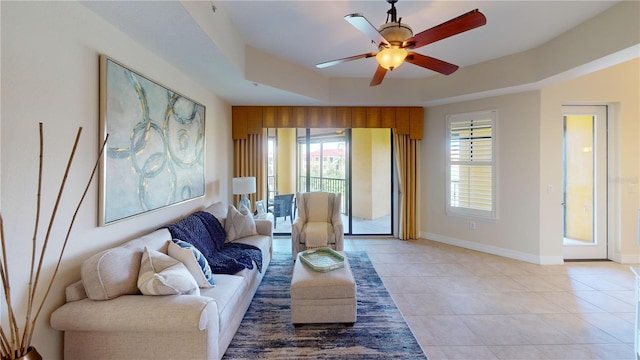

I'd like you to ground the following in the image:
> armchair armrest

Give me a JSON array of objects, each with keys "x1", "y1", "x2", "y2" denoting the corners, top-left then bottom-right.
[
  {"x1": 291, "y1": 218, "x2": 305, "y2": 260},
  {"x1": 332, "y1": 222, "x2": 344, "y2": 251},
  {"x1": 292, "y1": 218, "x2": 304, "y2": 237},
  {"x1": 330, "y1": 207, "x2": 344, "y2": 251},
  {"x1": 51, "y1": 294, "x2": 218, "y2": 333}
]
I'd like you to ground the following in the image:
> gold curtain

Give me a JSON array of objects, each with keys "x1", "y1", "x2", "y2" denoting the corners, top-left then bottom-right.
[
  {"x1": 393, "y1": 129, "x2": 421, "y2": 240},
  {"x1": 233, "y1": 131, "x2": 266, "y2": 211}
]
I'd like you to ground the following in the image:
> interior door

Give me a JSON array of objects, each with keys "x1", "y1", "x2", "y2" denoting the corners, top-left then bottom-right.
[{"x1": 562, "y1": 105, "x2": 608, "y2": 260}]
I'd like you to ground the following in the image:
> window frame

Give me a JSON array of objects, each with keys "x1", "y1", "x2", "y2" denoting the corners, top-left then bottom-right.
[{"x1": 445, "y1": 110, "x2": 498, "y2": 220}]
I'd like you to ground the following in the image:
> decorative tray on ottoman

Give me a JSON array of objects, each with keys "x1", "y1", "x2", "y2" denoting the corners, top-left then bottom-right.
[{"x1": 299, "y1": 248, "x2": 345, "y2": 272}]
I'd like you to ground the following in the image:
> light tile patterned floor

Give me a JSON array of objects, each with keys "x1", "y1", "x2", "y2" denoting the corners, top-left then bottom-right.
[
  {"x1": 271, "y1": 214, "x2": 392, "y2": 235},
  {"x1": 273, "y1": 237, "x2": 638, "y2": 360}
]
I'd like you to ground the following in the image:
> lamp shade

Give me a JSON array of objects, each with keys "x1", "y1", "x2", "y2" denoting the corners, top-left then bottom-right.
[{"x1": 232, "y1": 177, "x2": 256, "y2": 195}]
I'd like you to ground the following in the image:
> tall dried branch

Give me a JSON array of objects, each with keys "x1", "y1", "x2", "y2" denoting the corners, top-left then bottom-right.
[
  {"x1": 25, "y1": 133, "x2": 108, "y2": 348},
  {"x1": 0, "y1": 124, "x2": 106, "y2": 359},
  {"x1": 21, "y1": 123, "x2": 49, "y2": 354}
]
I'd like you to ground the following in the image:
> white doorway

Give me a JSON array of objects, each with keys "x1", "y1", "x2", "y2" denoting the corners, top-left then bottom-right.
[{"x1": 562, "y1": 105, "x2": 608, "y2": 260}]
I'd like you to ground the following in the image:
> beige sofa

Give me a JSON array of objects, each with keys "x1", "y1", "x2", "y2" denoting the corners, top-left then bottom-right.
[{"x1": 50, "y1": 202, "x2": 272, "y2": 360}]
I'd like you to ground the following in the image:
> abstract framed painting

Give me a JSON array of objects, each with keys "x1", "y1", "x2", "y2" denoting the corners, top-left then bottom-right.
[{"x1": 99, "y1": 56, "x2": 205, "y2": 225}]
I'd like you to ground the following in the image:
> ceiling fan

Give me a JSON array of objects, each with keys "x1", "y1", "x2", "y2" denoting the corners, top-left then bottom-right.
[{"x1": 316, "y1": 0, "x2": 487, "y2": 86}]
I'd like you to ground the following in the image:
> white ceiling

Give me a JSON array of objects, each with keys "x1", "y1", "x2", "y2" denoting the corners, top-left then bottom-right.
[{"x1": 83, "y1": 0, "x2": 620, "y2": 106}]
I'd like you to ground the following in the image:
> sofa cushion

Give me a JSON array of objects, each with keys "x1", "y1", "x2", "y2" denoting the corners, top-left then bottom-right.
[
  {"x1": 203, "y1": 201, "x2": 227, "y2": 225},
  {"x1": 299, "y1": 222, "x2": 336, "y2": 247},
  {"x1": 168, "y1": 239, "x2": 215, "y2": 288},
  {"x1": 199, "y1": 274, "x2": 247, "y2": 333},
  {"x1": 231, "y1": 234, "x2": 272, "y2": 278},
  {"x1": 138, "y1": 247, "x2": 199, "y2": 296},
  {"x1": 65, "y1": 280, "x2": 87, "y2": 302},
  {"x1": 81, "y1": 229, "x2": 172, "y2": 301},
  {"x1": 81, "y1": 246, "x2": 141, "y2": 301},
  {"x1": 225, "y1": 205, "x2": 257, "y2": 242}
]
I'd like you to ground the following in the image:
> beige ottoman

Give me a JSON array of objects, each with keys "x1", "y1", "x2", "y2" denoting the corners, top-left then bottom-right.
[{"x1": 290, "y1": 252, "x2": 357, "y2": 325}]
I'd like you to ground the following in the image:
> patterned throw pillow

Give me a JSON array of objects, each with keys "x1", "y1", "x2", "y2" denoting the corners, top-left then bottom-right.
[
  {"x1": 137, "y1": 247, "x2": 200, "y2": 296},
  {"x1": 225, "y1": 205, "x2": 258, "y2": 242},
  {"x1": 168, "y1": 239, "x2": 215, "y2": 287}
]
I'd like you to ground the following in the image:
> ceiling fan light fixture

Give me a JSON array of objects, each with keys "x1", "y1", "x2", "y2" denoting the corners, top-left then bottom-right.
[
  {"x1": 317, "y1": 4, "x2": 487, "y2": 86},
  {"x1": 376, "y1": 46, "x2": 407, "y2": 70}
]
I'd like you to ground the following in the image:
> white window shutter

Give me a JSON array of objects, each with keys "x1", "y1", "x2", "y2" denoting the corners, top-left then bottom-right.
[{"x1": 446, "y1": 111, "x2": 496, "y2": 219}]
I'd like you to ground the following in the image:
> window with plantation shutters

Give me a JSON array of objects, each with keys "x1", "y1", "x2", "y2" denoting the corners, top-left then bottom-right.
[{"x1": 446, "y1": 111, "x2": 497, "y2": 219}]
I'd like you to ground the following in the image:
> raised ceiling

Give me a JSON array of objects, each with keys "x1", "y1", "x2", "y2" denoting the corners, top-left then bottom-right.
[{"x1": 83, "y1": 1, "x2": 629, "y2": 106}]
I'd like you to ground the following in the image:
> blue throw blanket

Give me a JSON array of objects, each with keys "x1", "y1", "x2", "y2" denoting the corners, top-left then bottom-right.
[{"x1": 164, "y1": 211, "x2": 262, "y2": 275}]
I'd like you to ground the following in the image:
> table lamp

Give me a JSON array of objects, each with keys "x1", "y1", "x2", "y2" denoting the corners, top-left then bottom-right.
[{"x1": 232, "y1": 177, "x2": 256, "y2": 213}]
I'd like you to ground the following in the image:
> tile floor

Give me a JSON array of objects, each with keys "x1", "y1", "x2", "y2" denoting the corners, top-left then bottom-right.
[
  {"x1": 273, "y1": 237, "x2": 638, "y2": 360},
  {"x1": 271, "y1": 214, "x2": 392, "y2": 235}
]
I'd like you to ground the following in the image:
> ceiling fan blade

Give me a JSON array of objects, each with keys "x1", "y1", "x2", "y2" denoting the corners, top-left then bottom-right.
[
  {"x1": 405, "y1": 52, "x2": 459, "y2": 75},
  {"x1": 370, "y1": 65, "x2": 388, "y2": 86},
  {"x1": 345, "y1": 13, "x2": 390, "y2": 47},
  {"x1": 403, "y1": 9, "x2": 487, "y2": 49},
  {"x1": 316, "y1": 52, "x2": 377, "y2": 69}
]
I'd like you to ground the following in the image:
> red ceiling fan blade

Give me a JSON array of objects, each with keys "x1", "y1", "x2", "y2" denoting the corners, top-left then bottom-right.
[
  {"x1": 370, "y1": 65, "x2": 388, "y2": 86},
  {"x1": 345, "y1": 13, "x2": 390, "y2": 47},
  {"x1": 403, "y1": 9, "x2": 486, "y2": 49},
  {"x1": 405, "y1": 52, "x2": 459, "y2": 75},
  {"x1": 316, "y1": 52, "x2": 377, "y2": 69}
]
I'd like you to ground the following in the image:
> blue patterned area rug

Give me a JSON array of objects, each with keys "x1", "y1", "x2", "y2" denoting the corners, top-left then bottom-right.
[{"x1": 223, "y1": 251, "x2": 426, "y2": 359}]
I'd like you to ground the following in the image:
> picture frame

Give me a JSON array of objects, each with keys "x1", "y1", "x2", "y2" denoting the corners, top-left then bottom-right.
[
  {"x1": 99, "y1": 56, "x2": 206, "y2": 225},
  {"x1": 255, "y1": 200, "x2": 266, "y2": 217}
]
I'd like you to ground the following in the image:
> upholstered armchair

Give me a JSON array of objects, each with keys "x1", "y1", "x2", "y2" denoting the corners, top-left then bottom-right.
[{"x1": 292, "y1": 192, "x2": 344, "y2": 260}]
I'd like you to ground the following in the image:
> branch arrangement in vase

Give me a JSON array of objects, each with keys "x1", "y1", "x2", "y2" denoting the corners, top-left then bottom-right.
[{"x1": 0, "y1": 123, "x2": 107, "y2": 359}]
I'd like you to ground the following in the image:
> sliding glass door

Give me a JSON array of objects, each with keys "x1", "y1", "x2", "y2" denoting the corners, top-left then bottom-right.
[
  {"x1": 350, "y1": 128, "x2": 392, "y2": 235},
  {"x1": 267, "y1": 127, "x2": 392, "y2": 236},
  {"x1": 297, "y1": 128, "x2": 350, "y2": 233}
]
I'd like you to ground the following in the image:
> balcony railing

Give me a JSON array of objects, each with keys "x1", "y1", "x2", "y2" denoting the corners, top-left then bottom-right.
[{"x1": 299, "y1": 176, "x2": 347, "y2": 213}]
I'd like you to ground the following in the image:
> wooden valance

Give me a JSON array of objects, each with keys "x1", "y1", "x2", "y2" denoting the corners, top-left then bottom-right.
[{"x1": 232, "y1": 106, "x2": 423, "y2": 140}]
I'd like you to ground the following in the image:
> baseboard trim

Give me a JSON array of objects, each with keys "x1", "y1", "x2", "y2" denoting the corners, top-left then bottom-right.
[
  {"x1": 617, "y1": 253, "x2": 640, "y2": 264},
  {"x1": 421, "y1": 232, "x2": 564, "y2": 265}
]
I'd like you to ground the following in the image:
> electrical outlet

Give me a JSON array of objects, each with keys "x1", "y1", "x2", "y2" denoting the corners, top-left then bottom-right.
[{"x1": 469, "y1": 221, "x2": 476, "y2": 230}]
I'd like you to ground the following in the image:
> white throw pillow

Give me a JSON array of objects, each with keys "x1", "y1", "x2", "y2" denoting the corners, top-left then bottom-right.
[
  {"x1": 167, "y1": 240, "x2": 215, "y2": 288},
  {"x1": 203, "y1": 201, "x2": 227, "y2": 225},
  {"x1": 225, "y1": 205, "x2": 258, "y2": 242},
  {"x1": 137, "y1": 247, "x2": 200, "y2": 296}
]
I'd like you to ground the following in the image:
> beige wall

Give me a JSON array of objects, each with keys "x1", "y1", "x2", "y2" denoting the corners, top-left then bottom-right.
[
  {"x1": 422, "y1": 91, "x2": 543, "y2": 262},
  {"x1": 352, "y1": 129, "x2": 391, "y2": 220},
  {"x1": 422, "y1": 59, "x2": 640, "y2": 264},
  {"x1": 540, "y1": 58, "x2": 640, "y2": 263},
  {"x1": 371, "y1": 129, "x2": 391, "y2": 219},
  {"x1": 276, "y1": 128, "x2": 296, "y2": 195},
  {"x1": 352, "y1": 129, "x2": 373, "y2": 218},
  {"x1": 1, "y1": 2, "x2": 232, "y2": 358}
]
